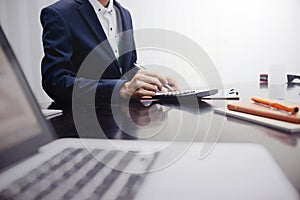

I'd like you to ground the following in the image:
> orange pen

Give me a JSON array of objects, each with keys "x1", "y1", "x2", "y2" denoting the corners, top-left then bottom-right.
[{"x1": 251, "y1": 96, "x2": 299, "y2": 114}]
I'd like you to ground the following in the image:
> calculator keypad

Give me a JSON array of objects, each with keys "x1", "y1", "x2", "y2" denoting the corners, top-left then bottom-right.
[{"x1": 156, "y1": 90, "x2": 196, "y2": 97}]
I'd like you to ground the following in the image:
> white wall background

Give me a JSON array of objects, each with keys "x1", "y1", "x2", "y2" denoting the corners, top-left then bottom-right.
[
  {"x1": 0, "y1": 0, "x2": 56, "y2": 103},
  {"x1": 1, "y1": 0, "x2": 299, "y2": 102},
  {"x1": 119, "y1": 0, "x2": 300, "y2": 82}
]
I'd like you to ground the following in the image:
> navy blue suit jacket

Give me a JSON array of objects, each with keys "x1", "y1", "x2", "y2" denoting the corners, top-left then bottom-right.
[{"x1": 40, "y1": 0, "x2": 137, "y2": 107}]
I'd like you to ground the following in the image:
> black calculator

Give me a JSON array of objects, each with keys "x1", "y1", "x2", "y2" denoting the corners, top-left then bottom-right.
[{"x1": 140, "y1": 89, "x2": 218, "y2": 101}]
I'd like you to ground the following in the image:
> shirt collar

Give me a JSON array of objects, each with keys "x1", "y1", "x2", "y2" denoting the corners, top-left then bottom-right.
[{"x1": 89, "y1": 0, "x2": 114, "y2": 15}]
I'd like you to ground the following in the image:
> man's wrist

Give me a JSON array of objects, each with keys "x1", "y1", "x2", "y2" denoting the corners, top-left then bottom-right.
[{"x1": 119, "y1": 82, "x2": 130, "y2": 99}]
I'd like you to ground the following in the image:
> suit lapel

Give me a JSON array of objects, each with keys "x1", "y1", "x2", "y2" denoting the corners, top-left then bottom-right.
[
  {"x1": 114, "y1": 1, "x2": 130, "y2": 32},
  {"x1": 114, "y1": 1, "x2": 134, "y2": 73},
  {"x1": 76, "y1": 0, "x2": 107, "y2": 43},
  {"x1": 76, "y1": 0, "x2": 121, "y2": 76}
]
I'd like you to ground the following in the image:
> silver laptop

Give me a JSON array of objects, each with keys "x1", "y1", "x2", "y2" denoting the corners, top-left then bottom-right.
[{"x1": 0, "y1": 26, "x2": 298, "y2": 200}]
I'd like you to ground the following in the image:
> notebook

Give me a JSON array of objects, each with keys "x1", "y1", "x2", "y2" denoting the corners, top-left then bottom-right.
[
  {"x1": 214, "y1": 107, "x2": 300, "y2": 133},
  {"x1": 0, "y1": 26, "x2": 298, "y2": 200},
  {"x1": 227, "y1": 101, "x2": 300, "y2": 124}
]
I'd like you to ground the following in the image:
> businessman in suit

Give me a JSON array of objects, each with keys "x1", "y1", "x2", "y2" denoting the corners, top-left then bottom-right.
[{"x1": 41, "y1": 0, "x2": 175, "y2": 107}]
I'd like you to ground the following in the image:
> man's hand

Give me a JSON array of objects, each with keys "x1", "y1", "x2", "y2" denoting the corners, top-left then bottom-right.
[
  {"x1": 120, "y1": 69, "x2": 172, "y2": 99},
  {"x1": 166, "y1": 77, "x2": 180, "y2": 91}
]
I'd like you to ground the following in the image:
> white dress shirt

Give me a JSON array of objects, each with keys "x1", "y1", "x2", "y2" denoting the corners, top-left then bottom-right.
[{"x1": 89, "y1": 0, "x2": 123, "y2": 72}]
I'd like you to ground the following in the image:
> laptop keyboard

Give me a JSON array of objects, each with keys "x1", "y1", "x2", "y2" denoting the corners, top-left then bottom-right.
[{"x1": 0, "y1": 148, "x2": 158, "y2": 200}]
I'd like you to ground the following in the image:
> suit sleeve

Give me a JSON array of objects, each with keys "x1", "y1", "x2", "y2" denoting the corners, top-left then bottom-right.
[{"x1": 40, "y1": 6, "x2": 127, "y2": 106}]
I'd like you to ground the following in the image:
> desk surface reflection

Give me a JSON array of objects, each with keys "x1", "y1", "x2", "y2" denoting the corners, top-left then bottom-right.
[{"x1": 50, "y1": 82, "x2": 300, "y2": 193}]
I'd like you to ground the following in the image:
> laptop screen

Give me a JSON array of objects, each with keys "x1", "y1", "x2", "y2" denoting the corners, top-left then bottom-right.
[{"x1": 0, "y1": 27, "x2": 54, "y2": 171}]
